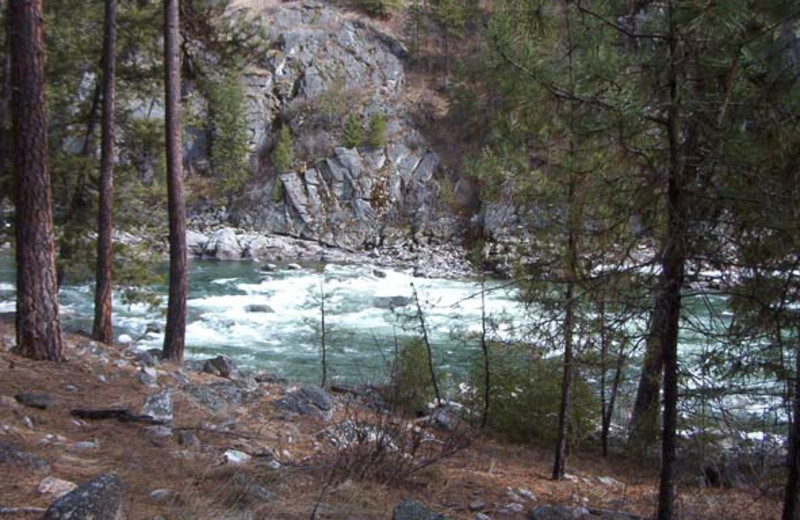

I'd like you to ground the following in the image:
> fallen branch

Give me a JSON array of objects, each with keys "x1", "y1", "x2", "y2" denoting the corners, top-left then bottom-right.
[{"x1": 71, "y1": 407, "x2": 157, "y2": 424}]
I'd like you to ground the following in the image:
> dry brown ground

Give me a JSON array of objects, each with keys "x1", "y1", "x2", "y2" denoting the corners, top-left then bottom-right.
[{"x1": 0, "y1": 314, "x2": 782, "y2": 519}]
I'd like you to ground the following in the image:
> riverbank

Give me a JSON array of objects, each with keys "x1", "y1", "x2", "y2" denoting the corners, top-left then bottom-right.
[{"x1": 0, "y1": 316, "x2": 781, "y2": 519}]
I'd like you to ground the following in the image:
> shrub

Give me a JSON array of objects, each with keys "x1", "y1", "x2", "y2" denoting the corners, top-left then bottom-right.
[
  {"x1": 315, "y1": 406, "x2": 470, "y2": 486},
  {"x1": 316, "y1": 71, "x2": 347, "y2": 124},
  {"x1": 366, "y1": 113, "x2": 387, "y2": 149},
  {"x1": 469, "y1": 343, "x2": 597, "y2": 445},
  {"x1": 271, "y1": 126, "x2": 294, "y2": 173},
  {"x1": 354, "y1": 0, "x2": 402, "y2": 18},
  {"x1": 206, "y1": 72, "x2": 250, "y2": 198},
  {"x1": 342, "y1": 113, "x2": 362, "y2": 148},
  {"x1": 384, "y1": 338, "x2": 436, "y2": 416}
]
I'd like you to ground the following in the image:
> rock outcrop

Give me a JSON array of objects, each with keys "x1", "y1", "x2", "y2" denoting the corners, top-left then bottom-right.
[{"x1": 187, "y1": 2, "x2": 459, "y2": 252}]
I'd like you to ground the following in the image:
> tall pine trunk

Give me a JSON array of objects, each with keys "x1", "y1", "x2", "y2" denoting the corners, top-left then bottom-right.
[
  {"x1": 92, "y1": 0, "x2": 117, "y2": 344},
  {"x1": 161, "y1": 0, "x2": 187, "y2": 361},
  {"x1": 9, "y1": 0, "x2": 64, "y2": 361},
  {"x1": 552, "y1": 2, "x2": 578, "y2": 480},
  {"x1": 628, "y1": 301, "x2": 665, "y2": 450},
  {"x1": 657, "y1": 4, "x2": 687, "y2": 518},
  {"x1": 782, "y1": 317, "x2": 800, "y2": 520}
]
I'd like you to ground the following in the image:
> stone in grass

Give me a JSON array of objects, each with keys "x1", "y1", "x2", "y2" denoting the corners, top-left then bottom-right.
[
  {"x1": 392, "y1": 499, "x2": 446, "y2": 520},
  {"x1": 43, "y1": 473, "x2": 123, "y2": 520},
  {"x1": 15, "y1": 392, "x2": 53, "y2": 410},
  {"x1": 140, "y1": 389, "x2": 173, "y2": 424},
  {"x1": 273, "y1": 385, "x2": 332, "y2": 416},
  {"x1": 224, "y1": 449, "x2": 252, "y2": 465},
  {"x1": 38, "y1": 476, "x2": 78, "y2": 498},
  {"x1": 527, "y1": 505, "x2": 590, "y2": 520},
  {"x1": 149, "y1": 488, "x2": 181, "y2": 505},
  {"x1": 469, "y1": 499, "x2": 486, "y2": 512}
]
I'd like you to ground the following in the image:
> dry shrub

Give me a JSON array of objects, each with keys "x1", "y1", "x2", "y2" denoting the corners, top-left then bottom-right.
[{"x1": 315, "y1": 405, "x2": 471, "y2": 487}]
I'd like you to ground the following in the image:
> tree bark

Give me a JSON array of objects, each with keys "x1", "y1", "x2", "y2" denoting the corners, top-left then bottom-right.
[
  {"x1": 553, "y1": 2, "x2": 577, "y2": 481},
  {"x1": 92, "y1": 0, "x2": 117, "y2": 344},
  {"x1": 781, "y1": 318, "x2": 800, "y2": 520},
  {"x1": 0, "y1": 20, "x2": 10, "y2": 209},
  {"x1": 9, "y1": 0, "x2": 64, "y2": 361},
  {"x1": 628, "y1": 300, "x2": 665, "y2": 450},
  {"x1": 657, "y1": 4, "x2": 687, "y2": 518},
  {"x1": 161, "y1": 0, "x2": 187, "y2": 361}
]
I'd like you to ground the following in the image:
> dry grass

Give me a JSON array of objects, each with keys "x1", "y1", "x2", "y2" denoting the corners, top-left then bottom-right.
[{"x1": 0, "y1": 318, "x2": 784, "y2": 520}]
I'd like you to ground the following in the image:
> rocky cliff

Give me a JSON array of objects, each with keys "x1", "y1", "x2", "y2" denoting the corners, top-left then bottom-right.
[{"x1": 189, "y1": 2, "x2": 460, "y2": 253}]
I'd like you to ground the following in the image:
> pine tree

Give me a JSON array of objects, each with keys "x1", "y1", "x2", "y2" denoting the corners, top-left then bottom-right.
[
  {"x1": 92, "y1": 0, "x2": 118, "y2": 344},
  {"x1": 161, "y1": 0, "x2": 188, "y2": 361},
  {"x1": 9, "y1": 0, "x2": 64, "y2": 360}
]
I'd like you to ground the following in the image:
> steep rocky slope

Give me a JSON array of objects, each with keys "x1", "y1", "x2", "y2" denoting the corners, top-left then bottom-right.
[{"x1": 190, "y1": 2, "x2": 460, "y2": 253}]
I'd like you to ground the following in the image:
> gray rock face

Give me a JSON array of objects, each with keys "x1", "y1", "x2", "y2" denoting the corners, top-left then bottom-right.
[
  {"x1": 273, "y1": 385, "x2": 333, "y2": 416},
  {"x1": 392, "y1": 499, "x2": 446, "y2": 520},
  {"x1": 43, "y1": 474, "x2": 123, "y2": 520},
  {"x1": 140, "y1": 389, "x2": 173, "y2": 424},
  {"x1": 217, "y1": 3, "x2": 453, "y2": 251}
]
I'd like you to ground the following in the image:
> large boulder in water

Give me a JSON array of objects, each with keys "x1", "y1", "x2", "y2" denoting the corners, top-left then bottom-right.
[
  {"x1": 43, "y1": 474, "x2": 124, "y2": 520},
  {"x1": 202, "y1": 228, "x2": 242, "y2": 260}
]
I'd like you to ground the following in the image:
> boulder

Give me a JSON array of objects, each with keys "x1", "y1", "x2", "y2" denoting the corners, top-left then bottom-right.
[
  {"x1": 246, "y1": 304, "x2": 275, "y2": 313},
  {"x1": 140, "y1": 389, "x2": 173, "y2": 424},
  {"x1": 203, "y1": 355, "x2": 238, "y2": 378},
  {"x1": 223, "y1": 449, "x2": 251, "y2": 465},
  {"x1": 392, "y1": 499, "x2": 446, "y2": 520},
  {"x1": 373, "y1": 296, "x2": 412, "y2": 310},
  {"x1": 203, "y1": 228, "x2": 242, "y2": 260},
  {"x1": 15, "y1": 392, "x2": 53, "y2": 410},
  {"x1": 185, "y1": 381, "x2": 262, "y2": 413},
  {"x1": 186, "y1": 230, "x2": 209, "y2": 256},
  {"x1": 273, "y1": 385, "x2": 333, "y2": 416},
  {"x1": 43, "y1": 474, "x2": 123, "y2": 520}
]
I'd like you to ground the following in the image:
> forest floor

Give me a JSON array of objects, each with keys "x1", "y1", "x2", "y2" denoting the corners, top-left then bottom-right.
[{"x1": 0, "y1": 314, "x2": 782, "y2": 519}]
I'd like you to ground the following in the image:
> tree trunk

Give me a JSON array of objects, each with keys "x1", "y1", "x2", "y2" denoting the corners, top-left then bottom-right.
[
  {"x1": 782, "y1": 318, "x2": 800, "y2": 520},
  {"x1": 0, "y1": 22, "x2": 10, "y2": 209},
  {"x1": 9, "y1": 0, "x2": 64, "y2": 361},
  {"x1": 553, "y1": 277, "x2": 575, "y2": 480},
  {"x1": 553, "y1": 2, "x2": 578, "y2": 481},
  {"x1": 161, "y1": 0, "x2": 187, "y2": 361},
  {"x1": 92, "y1": 0, "x2": 117, "y2": 344},
  {"x1": 480, "y1": 276, "x2": 490, "y2": 429},
  {"x1": 628, "y1": 300, "x2": 665, "y2": 450},
  {"x1": 657, "y1": 4, "x2": 687, "y2": 518}
]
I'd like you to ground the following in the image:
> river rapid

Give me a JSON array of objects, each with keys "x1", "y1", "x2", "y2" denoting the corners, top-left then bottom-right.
[
  {"x1": 0, "y1": 253, "x2": 789, "y2": 442},
  {"x1": 0, "y1": 255, "x2": 524, "y2": 384}
]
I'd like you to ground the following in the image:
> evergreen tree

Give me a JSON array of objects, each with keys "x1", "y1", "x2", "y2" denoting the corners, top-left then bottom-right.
[
  {"x1": 162, "y1": 0, "x2": 188, "y2": 361},
  {"x1": 93, "y1": 0, "x2": 118, "y2": 344},
  {"x1": 10, "y1": 0, "x2": 64, "y2": 360}
]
